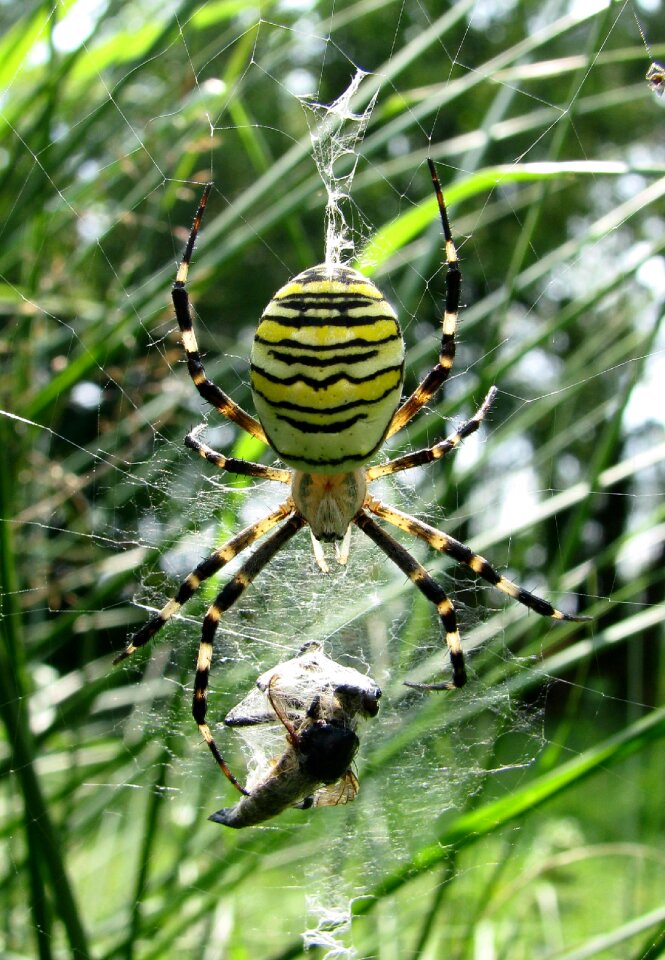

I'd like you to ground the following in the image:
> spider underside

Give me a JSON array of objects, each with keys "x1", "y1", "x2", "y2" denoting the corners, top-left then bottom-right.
[{"x1": 115, "y1": 160, "x2": 589, "y2": 796}]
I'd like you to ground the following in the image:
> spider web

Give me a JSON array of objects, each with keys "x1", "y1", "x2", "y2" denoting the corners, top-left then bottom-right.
[{"x1": 2, "y1": 2, "x2": 665, "y2": 959}]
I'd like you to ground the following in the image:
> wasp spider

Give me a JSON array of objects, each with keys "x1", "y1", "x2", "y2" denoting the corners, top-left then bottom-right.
[{"x1": 115, "y1": 160, "x2": 589, "y2": 795}]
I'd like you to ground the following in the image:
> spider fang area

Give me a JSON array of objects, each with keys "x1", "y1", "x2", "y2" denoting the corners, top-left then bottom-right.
[{"x1": 292, "y1": 468, "x2": 366, "y2": 542}]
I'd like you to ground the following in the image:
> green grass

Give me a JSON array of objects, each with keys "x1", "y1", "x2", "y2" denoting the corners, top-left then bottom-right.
[{"x1": 1, "y1": 1, "x2": 665, "y2": 958}]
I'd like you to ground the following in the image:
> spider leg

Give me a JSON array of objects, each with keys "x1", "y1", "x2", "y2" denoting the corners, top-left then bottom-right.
[
  {"x1": 354, "y1": 508, "x2": 465, "y2": 690},
  {"x1": 113, "y1": 499, "x2": 296, "y2": 665},
  {"x1": 172, "y1": 184, "x2": 268, "y2": 444},
  {"x1": 367, "y1": 387, "x2": 497, "y2": 482},
  {"x1": 193, "y1": 513, "x2": 307, "y2": 791},
  {"x1": 366, "y1": 497, "x2": 591, "y2": 623},
  {"x1": 185, "y1": 424, "x2": 290, "y2": 483},
  {"x1": 387, "y1": 159, "x2": 460, "y2": 440}
]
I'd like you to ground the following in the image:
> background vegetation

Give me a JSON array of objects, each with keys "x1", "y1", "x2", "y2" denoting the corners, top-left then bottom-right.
[{"x1": 1, "y1": 0, "x2": 664, "y2": 958}]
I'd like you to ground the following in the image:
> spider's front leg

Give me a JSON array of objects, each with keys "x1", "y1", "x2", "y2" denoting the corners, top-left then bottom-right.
[
  {"x1": 363, "y1": 497, "x2": 591, "y2": 689},
  {"x1": 192, "y1": 513, "x2": 306, "y2": 792},
  {"x1": 113, "y1": 500, "x2": 295, "y2": 665},
  {"x1": 354, "y1": 509, "x2": 466, "y2": 690}
]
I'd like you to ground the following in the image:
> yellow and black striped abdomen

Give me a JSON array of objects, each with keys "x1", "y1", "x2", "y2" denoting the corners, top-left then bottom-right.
[{"x1": 250, "y1": 264, "x2": 404, "y2": 473}]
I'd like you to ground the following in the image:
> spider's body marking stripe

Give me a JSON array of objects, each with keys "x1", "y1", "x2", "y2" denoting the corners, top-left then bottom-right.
[
  {"x1": 257, "y1": 317, "x2": 400, "y2": 341},
  {"x1": 278, "y1": 293, "x2": 382, "y2": 305},
  {"x1": 274, "y1": 264, "x2": 386, "y2": 293},
  {"x1": 251, "y1": 379, "x2": 401, "y2": 416},
  {"x1": 264, "y1": 348, "x2": 381, "y2": 367},
  {"x1": 254, "y1": 333, "x2": 401, "y2": 351},
  {"x1": 273, "y1": 412, "x2": 368, "y2": 434},
  {"x1": 251, "y1": 263, "x2": 405, "y2": 473},
  {"x1": 250, "y1": 362, "x2": 403, "y2": 391},
  {"x1": 278, "y1": 441, "x2": 384, "y2": 470},
  {"x1": 259, "y1": 316, "x2": 396, "y2": 334}
]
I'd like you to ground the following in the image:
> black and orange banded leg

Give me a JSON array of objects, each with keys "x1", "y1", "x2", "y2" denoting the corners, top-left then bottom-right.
[
  {"x1": 387, "y1": 158, "x2": 461, "y2": 440},
  {"x1": 113, "y1": 499, "x2": 296, "y2": 665},
  {"x1": 193, "y1": 513, "x2": 307, "y2": 792},
  {"x1": 172, "y1": 183, "x2": 267, "y2": 444},
  {"x1": 367, "y1": 387, "x2": 497, "y2": 482},
  {"x1": 366, "y1": 497, "x2": 591, "y2": 624},
  {"x1": 185, "y1": 425, "x2": 290, "y2": 483},
  {"x1": 354, "y1": 509, "x2": 466, "y2": 690}
]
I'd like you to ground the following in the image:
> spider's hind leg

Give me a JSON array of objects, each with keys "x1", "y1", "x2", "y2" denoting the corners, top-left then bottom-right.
[
  {"x1": 386, "y1": 158, "x2": 461, "y2": 440},
  {"x1": 172, "y1": 183, "x2": 267, "y2": 443}
]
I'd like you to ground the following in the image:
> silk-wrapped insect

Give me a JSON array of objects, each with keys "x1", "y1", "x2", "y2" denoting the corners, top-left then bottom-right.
[{"x1": 210, "y1": 642, "x2": 381, "y2": 828}]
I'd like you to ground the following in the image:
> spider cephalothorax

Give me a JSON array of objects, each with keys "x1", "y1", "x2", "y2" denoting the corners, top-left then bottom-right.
[{"x1": 115, "y1": 160, "x2": 589, "y2": 797}]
